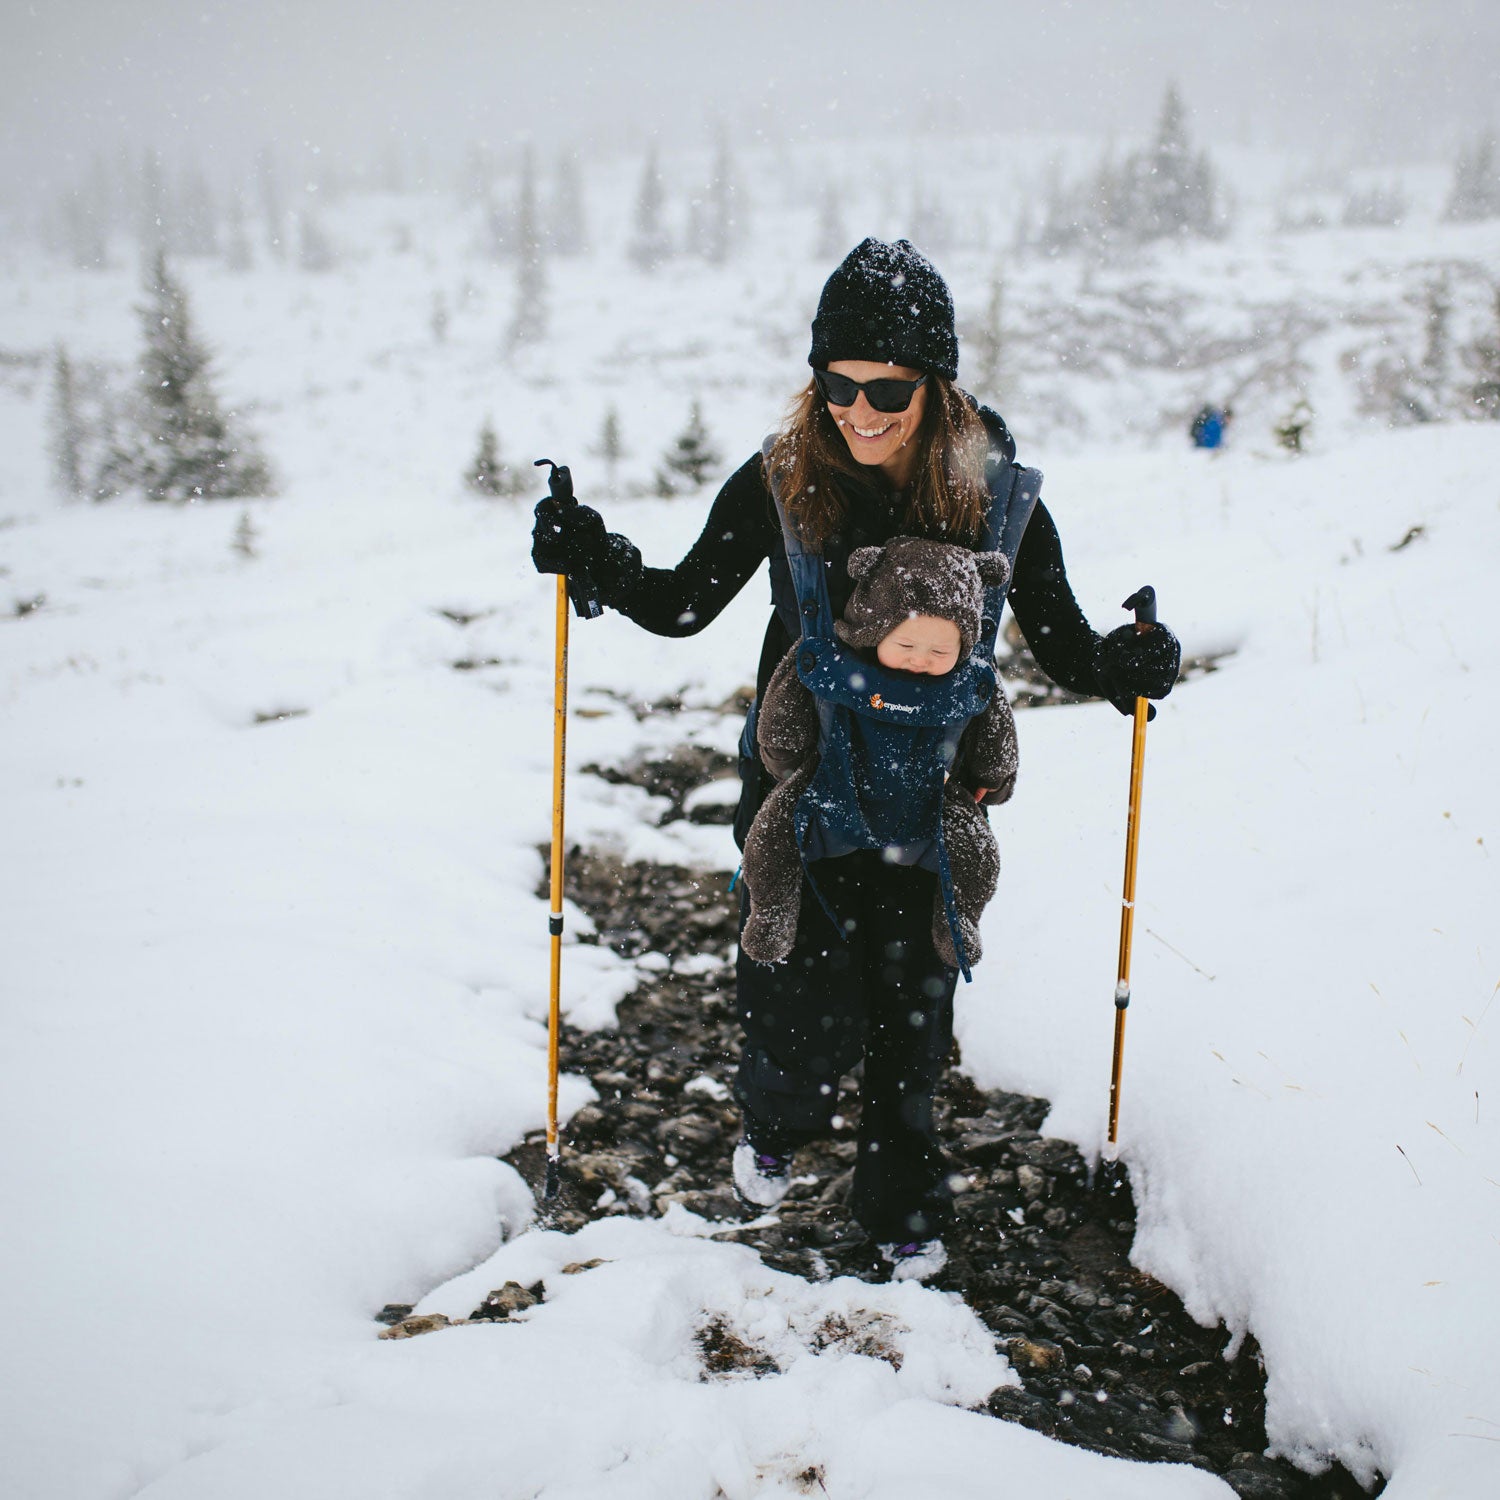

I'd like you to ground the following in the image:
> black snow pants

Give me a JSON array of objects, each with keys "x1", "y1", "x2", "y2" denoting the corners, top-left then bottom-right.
[{"x1": 734, "y1": 851, "x2": 959, "y2": 1243}]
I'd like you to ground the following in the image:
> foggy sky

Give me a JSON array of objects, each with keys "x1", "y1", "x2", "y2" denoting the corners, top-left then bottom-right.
[{"x1": 3, "y1": 0, "x2": 1497, "y2": 202}]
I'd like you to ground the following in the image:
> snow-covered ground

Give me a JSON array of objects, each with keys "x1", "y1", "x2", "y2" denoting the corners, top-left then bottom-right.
[{"x1": 3, "y1": 139, "x2": 1499, "y2": 1497}]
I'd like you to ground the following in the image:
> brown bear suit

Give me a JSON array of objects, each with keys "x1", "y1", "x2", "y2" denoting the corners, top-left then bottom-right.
[{"x1": 739, "y1": 536, "x2": 1019, "y2": 971}]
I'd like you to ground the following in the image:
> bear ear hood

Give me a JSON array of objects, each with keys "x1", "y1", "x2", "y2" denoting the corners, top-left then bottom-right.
[
  {"x1": 973, "y1": 550, "x2": 1010, "y2": 591},
  {"x1": 833, "y1": 536, "x2": 1004, "y2": 663}
]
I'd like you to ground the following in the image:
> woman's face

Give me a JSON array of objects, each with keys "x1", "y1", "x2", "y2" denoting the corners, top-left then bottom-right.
[{"x1": 823, "y1": 359, "x2": 928, "y2": 483}]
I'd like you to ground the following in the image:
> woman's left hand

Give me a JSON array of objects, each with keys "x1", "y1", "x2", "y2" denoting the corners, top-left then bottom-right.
[{"x1": 1097, "y1": 621, "x2": 1182, "y2": 717}]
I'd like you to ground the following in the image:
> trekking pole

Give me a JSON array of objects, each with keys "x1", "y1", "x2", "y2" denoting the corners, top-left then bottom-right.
[
  {"x1": 534, "y1": 459, "x2": 600, "y2": 1202},
  {"x1": 1106, "y1": 585, "x2": 1157, "y2": 1150}
]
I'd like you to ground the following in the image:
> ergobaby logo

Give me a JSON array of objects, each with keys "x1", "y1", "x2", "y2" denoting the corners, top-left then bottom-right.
[{"x1": 869, "y1": 693, "x2": 917, "y2": 715}]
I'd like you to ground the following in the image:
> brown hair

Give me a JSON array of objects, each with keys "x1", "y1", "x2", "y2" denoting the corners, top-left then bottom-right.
[{"x1": 765, "y1": 376, "x2": 990, "y2": 552}]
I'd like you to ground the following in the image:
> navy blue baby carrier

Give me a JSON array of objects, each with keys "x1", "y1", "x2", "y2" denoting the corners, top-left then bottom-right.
[{"x1": 754, "y1": 439, "x2": 1041, "y2": 981}]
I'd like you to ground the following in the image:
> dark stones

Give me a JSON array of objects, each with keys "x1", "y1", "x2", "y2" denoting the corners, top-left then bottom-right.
[
  {"x1": 470, "y1": 1281, "x2": 543, "y2": 1322},
  {"x1": 497, "y1": 802, "x2": 1382, "y2": 1498}
]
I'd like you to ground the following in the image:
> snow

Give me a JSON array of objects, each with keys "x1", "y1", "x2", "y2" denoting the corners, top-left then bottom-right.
[{"x1": 3, "y1": 139, "x2": 1499, "y2": 1497}]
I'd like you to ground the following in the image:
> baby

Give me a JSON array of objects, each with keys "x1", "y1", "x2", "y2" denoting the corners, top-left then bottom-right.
[{"x1": 739, "y1": 536, "x2": 1017, "y2": 971}]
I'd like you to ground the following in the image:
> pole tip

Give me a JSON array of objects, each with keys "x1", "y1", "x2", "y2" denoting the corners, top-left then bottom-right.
[{"x1": 543, "y1": 1156, "x2": 560, "y2": 1201}]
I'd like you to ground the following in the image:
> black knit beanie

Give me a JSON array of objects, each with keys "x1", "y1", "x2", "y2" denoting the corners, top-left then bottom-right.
[{"x1": 809, "y1": 238, "x2": 959, "y2": 380}]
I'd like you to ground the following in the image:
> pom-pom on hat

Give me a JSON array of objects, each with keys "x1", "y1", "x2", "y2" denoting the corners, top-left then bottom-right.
[{"x1": 809, "y1": 238, "x2": 959, "y2": 381}]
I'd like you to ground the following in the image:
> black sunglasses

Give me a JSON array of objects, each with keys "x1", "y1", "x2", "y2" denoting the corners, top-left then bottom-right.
[{"x1": 813, "y1": 368, "x2": 929, "y2": 413}]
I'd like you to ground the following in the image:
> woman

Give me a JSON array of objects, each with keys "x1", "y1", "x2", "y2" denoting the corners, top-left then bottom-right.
[{"x1": 531, "y1": 238, "x2": 1179, "y2": 1278}]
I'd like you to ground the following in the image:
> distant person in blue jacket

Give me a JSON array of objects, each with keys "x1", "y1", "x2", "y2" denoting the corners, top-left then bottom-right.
[{"x1": 1190, "y1": 404, "x2": 1231, "y2": 449}]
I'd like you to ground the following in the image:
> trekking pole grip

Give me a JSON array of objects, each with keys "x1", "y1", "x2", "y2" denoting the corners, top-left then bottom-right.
[
  {"x1": 1122, "y1": 585, "x2": 1157, "y2": 633},
  {"x1": 535, "y1": 458, "x2": 602, "y2": 620}
]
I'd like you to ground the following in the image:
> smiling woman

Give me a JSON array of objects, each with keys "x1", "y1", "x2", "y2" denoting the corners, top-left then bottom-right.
[{"x1": 531, "y1": 235, "x2": 1182, "y2": 1277}]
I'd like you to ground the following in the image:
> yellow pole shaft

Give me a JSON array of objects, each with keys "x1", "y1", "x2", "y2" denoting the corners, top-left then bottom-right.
[
  {"x1": 1107, "y1": 694, "x2": 1150, "y2": 1145},
  {"x1": 547, "y1": 573, "x2": 570, "y2": 1165}
]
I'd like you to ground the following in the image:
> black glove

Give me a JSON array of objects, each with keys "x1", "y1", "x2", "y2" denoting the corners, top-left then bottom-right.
[
  {"x1": 1097, "y1": 621, "x2": 1182, "y2": 719},
  {"x1": 531, "y1": 495, "x2": 642, "y2": 605}
]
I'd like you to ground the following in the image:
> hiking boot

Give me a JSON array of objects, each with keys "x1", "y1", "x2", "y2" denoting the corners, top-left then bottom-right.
[
  {"x1": 880, "y1": 1238, "x2": 948, "y2": 1282},
  {"x1": 732, "y1": 1139, "x2": 792, "y2": 1208}
]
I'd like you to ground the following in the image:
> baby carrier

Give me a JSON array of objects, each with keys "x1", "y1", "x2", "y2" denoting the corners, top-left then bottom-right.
[{"x1": 746, "y1": 440, "x2": 1042, "y2": 979}]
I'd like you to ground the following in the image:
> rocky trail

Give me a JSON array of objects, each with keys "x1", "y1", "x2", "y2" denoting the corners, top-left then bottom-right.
[{"x1": 394, "y1": 655, "x2": 1377, "y2": 1500}]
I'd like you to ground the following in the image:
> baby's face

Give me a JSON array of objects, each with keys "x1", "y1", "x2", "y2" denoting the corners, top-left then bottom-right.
[{"x1": 874, "y1": 614, "x2": 962, "y2": 676}]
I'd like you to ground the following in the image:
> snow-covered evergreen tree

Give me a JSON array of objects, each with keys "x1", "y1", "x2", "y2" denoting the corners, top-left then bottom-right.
[
  {"x1": 591, "y1": 405, "x2": 626, "y2": 493},
  {"x1": 909, "y1": 188, "x2": 952, "y2": 255},
  {"x1": 548, "y1": 151, "x2": 588, "y2": 257},
  {"x1": 109, "y1": 250, "x2": 273, "y2": 502},
  {"x1": 224, "y1": 190, "x2": 254, "y2": 272},
  {"x1": 177, "y1": 165, "x2": 219, "y2": 256},
  {"x1": 297, "y1": 209, "x2": 336, "y2": 272},
  {"x1": 814, "y1": 182, "x2": 846, "y2": 260},
  {"x1": 963, "y1": 273, "x2": 1007, "y2": 405},
  {"x1": 139, "y1": 147, "x2": 168, "y2": 258},
  {"x1": 1443, "y1": 132, "x2": 1500, "y2": 223},
  {"x1": 60, "y1": 185, "x2": 108, "y2": 270},
  {"x1": 1341, "y1": 183, "x2": 1407, "y2": 228},
  {"x1": 1274, "y1": 398, "x2": 1313, "y2": 453},
  {"x1": 628, "y1": 145, "x2": 672, "y2": 271},
  {"x1": 465, "y1": 418, "x2": 518, "y2": 496},
  {"x1": 1463, "y1": 286, "x2": 1500, "y2": 419},
  {"x1": 507, "y1": 145, "x2": 547, "y2": 347},
  {"x1": 48, "y1": 347, "x2": 88, "y2": 497},
  {"x1": 1117, "y1": 84, "x2": 1225, "y2": 242},
  {"x1": 693, "y1": 126, "x2": 741, "y2": 265},
  {"x1": 257, "y1": 146, "x2": 285, "y2": 260},
  {"x1": 655, "y1": 403, "x2": 720, "y2": 495},
  {"x1": 1368, "y1": 279, "x2": 1456, "y2": 426}
]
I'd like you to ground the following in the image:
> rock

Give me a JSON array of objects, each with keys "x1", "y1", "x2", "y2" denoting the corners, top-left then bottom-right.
[
  {"x1": 471, "y1": 1281, "x2": 542, "y2": 1321},
  {"x1": 374, "y1": 1303, "x2": 413, "y2": 1326},
  {"x1": 1007, "y1": 1336, "x2": 1066, "y2": 1373},
  {"x1": 379, "y1": 1313, "x2": 456, "y2": 1340},
  {"x1": 1224, "y1": 1467, "x2": 1294, "y2": 1500},
  {"x1": 954, "y1": 1129, "x2": 1016, "y2": 1164},
  {"x1": 656, "y1": 1112, "x2": 721, "y2": 1151},
  {"x1": 1016, "y1": 1164, "x2": 1047, "y2": 1199},
  {"x1": 561, "y1": 1259, "x2": 606, "y2": 1275}
]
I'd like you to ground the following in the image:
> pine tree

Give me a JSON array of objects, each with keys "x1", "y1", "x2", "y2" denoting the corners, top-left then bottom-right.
[
  {"x1": 964, "y1": 272, "x2": 1006, "y2": 403},
  {"x1": 697, "y1": 126, "x2": 741, "y2": 265},
  {"x1": 465, "y1": 418, "x2": 516, "y2": 496},
  {"x1": 60, "y1": 185, "x2": 108, "y2": 270},
  {"x1": 140, "y1": 147, "x2": 168, "y2": 257},
  {"x1": 1443, "y1": 133, "x2": 1500, "y2": 223},
  {"x1": 591, "y1": 405, "x2": 626, "y2": 493},
  {"x1": 655, "y1": 402, "x2": 720, "y2": 495},
  {"x1": 508, "y1": 144, "x2": 547, "y2": 347},
  {"x1": 232, "y1": 508, "x2": 259, "y2": 558},
  {"x1": 257, "y1": 146, "x2": 285, "y2": 260},
  {"x1": 628, "y1": 144, "x2": 672, "y2": 271},
  {"x1": 297, "y1": 209, "x2": 336, "y2": 271},
  {"x1": 1341, "y1": 182, "x2": 1407, "y2": 228},
  {"x1": 177, "y1": 164, "x2": 219, "y2": 256},
  {"x1": 1274, "y1": 398, "x2": 1313, "y2": 453},
  {"x1": 1463, "y1": 287, "x2": 1500, "y2": 419},
  {"x1": 548, "y1": 150, "x2": 588, "y2": 256},
  {"x1": 1117, "y1": 85, "x2": 1225, "y2": 243},
  {"x1": 814, "y1": 182, "x2": 847, "y2": 260},
  {"x1": 224, "y1": 190, "x2": 253, "y2": 271},
  {"x1": 117, "y1": 249, "x2": 274, "y2": 502},
  {"x1": 48, "y1": 346, "x2": 88, "y2": 497}
]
